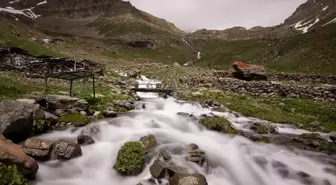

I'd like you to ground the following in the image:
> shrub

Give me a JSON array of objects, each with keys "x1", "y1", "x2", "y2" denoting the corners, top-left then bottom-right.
[{"x1": 0, "y1": 165, "x2": 30, "y2": 185}]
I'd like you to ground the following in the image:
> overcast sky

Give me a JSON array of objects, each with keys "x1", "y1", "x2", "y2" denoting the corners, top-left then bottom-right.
[{"x1": 126, "y1": 0, "x2": 306, "y2": 32}]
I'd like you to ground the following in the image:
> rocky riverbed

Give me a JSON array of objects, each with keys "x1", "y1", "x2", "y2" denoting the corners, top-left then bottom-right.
[{"x1": 0, "y1": 76, "x2": 335, "y2": 185}]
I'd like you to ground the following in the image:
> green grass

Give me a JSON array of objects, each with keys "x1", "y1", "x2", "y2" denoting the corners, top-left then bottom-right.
[
  {"x1": 200, "y1": 116, "x2": 238, "y2": 134},
  {"x1": 0, "y1": 75, "x2": 43, "y2": 100},
  {"x1": 183, "y1": 91, "x2": 336, "y2": 132},
  {"x1": 59, "y1": 112, "x2": 91, "y2": 127},
  {"x1": 194, "y1": 23, "x2": 336, "y2": 75},
  {"x1": 115, "y1": 141, "x2": 145, "y2": 176},
  {"x1": 0, "y1": 20, "x2": 65, "y2": 57}
]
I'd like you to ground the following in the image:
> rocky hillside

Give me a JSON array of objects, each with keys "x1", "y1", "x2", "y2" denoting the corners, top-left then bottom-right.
[
  {"x1": 0, "y1": 0, "x2": 185, "y2": 44},
  {"x1": 284, "y1": 0, "x2": 336, "y2": 33}
]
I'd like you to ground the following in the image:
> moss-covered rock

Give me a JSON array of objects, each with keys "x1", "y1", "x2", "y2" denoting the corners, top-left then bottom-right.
[
  {"x1": 249, "y1": 122, "x2": 278, "y2": 135},
  {"x1": 200, "y1": 117, "x2": 238, "y2": 134},
  {"x1": 140, "y1": 135, "x2": 157, "y2": 149},
  {"x1": 115, "y1": 141, "x2": 145, "y2": 176},
  {"x1": 0, "y1": 165, "x2": 30, "y2": 185}
]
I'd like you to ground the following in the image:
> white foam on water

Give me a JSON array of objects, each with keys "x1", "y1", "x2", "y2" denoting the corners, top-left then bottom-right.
[{"x1": 33, "y1": 77, "x2": 336, "y2": 185}]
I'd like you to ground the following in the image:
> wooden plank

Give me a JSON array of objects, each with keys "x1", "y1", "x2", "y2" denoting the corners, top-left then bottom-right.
[{"x1": 131, "y1": 88, "x2": 173, "y2": 93}]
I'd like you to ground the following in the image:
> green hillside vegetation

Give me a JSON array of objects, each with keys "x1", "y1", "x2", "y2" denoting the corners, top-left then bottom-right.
[
  {"x1": 0, "y1": 19, "x2": 65, "y2": 57},
  {"x1": 194, "y1": 23, "x2": 336, "y2": 75}
]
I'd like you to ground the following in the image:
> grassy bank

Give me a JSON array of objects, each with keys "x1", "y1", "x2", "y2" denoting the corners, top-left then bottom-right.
[{"x1": 182, "y1": 90, "x2": 336, "y2": 132}]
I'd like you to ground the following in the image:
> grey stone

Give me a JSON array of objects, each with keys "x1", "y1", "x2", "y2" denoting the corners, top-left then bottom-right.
[
  {"x1": 44, "y1": 111, "x2": 58, "y2": 124},
  {"x1": 22, "y1": 138, "x2": 54, "y2": 161},
  {"x1": 103, "y1": 110, "x2": 118, "y2": 118},
  {"x1": 52, "y1": 141, "x2": 82, "y2": 160},
  {"x1": 43, "y1": 95, "x2": 88, "y2": 112},
  {"x1": 0, "y1": 100, "x2": 35, "y2": 142},
  {"x1": 169, "y1": 173, "x2": 208, "y2": 185},
  {"x1": 77, "y1": 134, "x2": 95, "y2": 145},
  {"x1": 150, "y1": 160, "x2": 166, "y2": 179}
]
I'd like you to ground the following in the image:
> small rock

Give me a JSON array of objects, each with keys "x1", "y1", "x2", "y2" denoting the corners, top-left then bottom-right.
[
  {"x1": 44, "y1": 111, "x2": 58, "y2": 125},
  {"x1": 159, "y1": 150, "x2": 172, "y2": 161},
  {"x1": 80, "y1": 111, "x2": 87, "y2": 116},
  {"x1": 142, "y1": 103, "x2": 146, "y2": 109},
  {"x1": 103, "y1": 110, "x2": 118, "y2": 118},
  {"x1": 52, "y1": 141, "x2": 82, "y2": 160},
  {"x1": 169, "y1": 173, "x2": 208, "y2": 185},
  {"x1": 330, "y1": 134, "x2": 336, "y2": 143},
  {"x1": 22, "y1": 138, "x2": 54, "y2": 161},
  {"x1": 150, "y1": 160, "x2": 167, "y2": 179},
  {"x1": 140, "y1": 135, "x2": 157, "y2": 150},
  {"x1": 77, "y1": 134, "x2": 94, "y2": 145},
  {"x1": 167, "y1": 165, "x2": 189, "y2": 177}
]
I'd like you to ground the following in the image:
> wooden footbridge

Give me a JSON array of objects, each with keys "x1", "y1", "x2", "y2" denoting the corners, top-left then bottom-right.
[{"x1": 131, "y1": 82, "x2": 173, "y2": 95}]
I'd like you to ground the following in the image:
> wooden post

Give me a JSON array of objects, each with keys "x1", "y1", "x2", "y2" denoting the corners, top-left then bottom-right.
[
  {"x1": 69, "y1": 79, "x2": 73, "y2": 96},
  {"x1": 45, "y1": 76, "x2": 48, "y2": 94},
  {"x1": 92, "y1": 75, "x2": 96, "y2": 98}
]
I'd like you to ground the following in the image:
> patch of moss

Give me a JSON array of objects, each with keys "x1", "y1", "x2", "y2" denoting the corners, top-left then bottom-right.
[
  {"x1": 200, "y1": 117, "x2": 238, "y2": 134},
  {"x1": 256, "y1": 124, "x2": 269, "y2": 134},
  {"x1": 32, "y1": 120, "x2": 49, "y2": 135},
  {"x1": 300, "y1": 133, "x2": 322, "y2": 139},
  {"x1": 59, "y1": 113, "x2": 91, "y2": 127},
  {"x1": 260, "y1": 136, "x2": 270, "y2": 143},
  {"x1": 0, "y1": 165, "x2": 30, "y2": 185},
  {"x1": 115, "y1": 141, "x2": 145, "y2": 176}
]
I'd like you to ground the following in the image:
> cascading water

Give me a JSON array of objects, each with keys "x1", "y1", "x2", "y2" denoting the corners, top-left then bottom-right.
[{"x1": 33, "y1": 77, "x2": 336, "y2": 185}]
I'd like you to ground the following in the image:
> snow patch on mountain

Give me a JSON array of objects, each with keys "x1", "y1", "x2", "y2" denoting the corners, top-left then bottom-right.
[
  {"x1": 294, "y1": 18, "x2": 320, "y2": 33},
  {"x1": 322, "y1": 6, "x2": 328, "y2": 11},
  {"x1": 323, "y1": 17, "x2": 336, "y2": 26},
  {"x1": 9, "y1": 0, "x2": 20, "y2": 4},
  {"x1": 37, "y1": 0, "x2": 47, "y2": 6},
  {"x1": 0, "y1": 7, "x2": 39, "y2": 19}
]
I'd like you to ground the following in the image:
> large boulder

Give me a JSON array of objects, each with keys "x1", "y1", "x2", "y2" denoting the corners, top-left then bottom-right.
[
  {"x1": 114, "y1": 141, "x2": 145, "y2": 176},
  {"x1": 22, "y1": 138, "x2": 54, "y2": 161},
  {"x1": 52, "y1": 141, "x2": 82, "y2": 160},
  {"x1": 0, "y1": 135, "x2": 39, "y2": 179},
  {"x1": 41, "y1": 95, "x2": 88, "y2": 112},
  {"x1": 169, "y1": 173, "x2": 208, "y2": 185},
  {"x1": 232, "y1": 61, "x2": 267, "y2": 81},
  {"x1": 0, "y1": 100, "x2": 35, "y2": 142}
]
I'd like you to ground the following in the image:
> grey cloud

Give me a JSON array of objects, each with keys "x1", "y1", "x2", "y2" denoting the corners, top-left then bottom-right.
[{"x1": 126, "y1": 0, "x2": 306, "y2": 32}]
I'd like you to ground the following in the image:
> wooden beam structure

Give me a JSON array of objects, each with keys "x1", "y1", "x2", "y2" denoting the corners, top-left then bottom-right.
[{"x1": 45, "y1": 70, "x2": 99, "y2": 97}]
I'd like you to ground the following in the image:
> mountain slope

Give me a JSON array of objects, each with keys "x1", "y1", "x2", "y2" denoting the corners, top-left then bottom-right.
[
  {"x1": 0, "y1": 0, "x2": 185, "y2": 42},
  {"x1": 194, "y1": 22, "x2": 336, "y2": 75}
]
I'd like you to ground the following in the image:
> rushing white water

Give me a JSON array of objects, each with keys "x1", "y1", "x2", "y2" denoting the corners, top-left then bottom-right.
[{"x1": 33, "y1": 78, "x2": 336, "y2": 185}]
